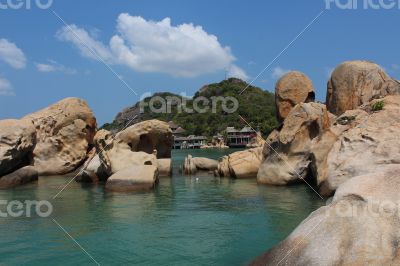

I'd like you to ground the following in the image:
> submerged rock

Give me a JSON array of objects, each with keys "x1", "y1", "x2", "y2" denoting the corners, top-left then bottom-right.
[
  {"x1": 275, "y1": 71, "x2": 315, "y2": 122},
  {"x1": 326, "y1": 60, "x2": 400, "y2": 115},
  {"x1": 0, "y1": 119, "x2": 36, "y2": 176},
  {"x1": 22, "y1": 97, "x2": 97, "y2": 175},
  {"x1": 0, "y1": 166, "x2": 38, "y2": 189}
]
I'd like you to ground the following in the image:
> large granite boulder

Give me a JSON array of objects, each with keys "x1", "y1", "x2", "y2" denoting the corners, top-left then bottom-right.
[
  {"x1": 0, "y1": 119, "x2": 36, "y2": 176},
  {"x1": 0, "y1": 166, "x2": 38, "y2": 189},
  {"x1": 257, "y1": 102, "x2": 330, "y2": 185},
  {"x1": 105, "y1": 165, "x2": 158, "y2": 192},
  {"x1": 217, "y1": 147, "x2": 263, "y2": 179},
  {"x1": 251, "y1": 167, "x2": 400, "y2": 266},
  {"x1": 79, "y1": 129, "x2": 159, "y2": 183},
  {"x1": 312, "y1": 95, "x2": 400, "y2": 196},
  {"x1": 116, "y1": 120, "x2": 173, "y2": 158},
  {"x1": 326, "y1": 60, "x2": 400, "y2": 115},
  {"x1": 183, "y1": 155, "x2": 219, "y2": 175},
  {"x1": 275, "y1": 71, "x2": 315, "y2": 122},
  {"x1": 22, "y1": 98, "x2": 97, "y2": 175}
]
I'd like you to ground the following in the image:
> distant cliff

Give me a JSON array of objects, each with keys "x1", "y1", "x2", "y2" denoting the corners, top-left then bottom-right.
[{"x1": 102, "y1": 78, "x2": 278, "y2": 137}]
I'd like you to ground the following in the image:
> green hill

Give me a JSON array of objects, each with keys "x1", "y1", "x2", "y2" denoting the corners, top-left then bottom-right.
[{"x1": 102, "y1": 78, "x2": 278, "y2": 138}]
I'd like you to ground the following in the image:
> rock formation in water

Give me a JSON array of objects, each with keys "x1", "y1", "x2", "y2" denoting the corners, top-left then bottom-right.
[
  {"x1": 183, "y1": 155, "x2": 219, "y2": 175},
  {"x1": 275, "y1": 71, "x2": 315, "y2": 122},
  {"x1": 0, "y1": 119, "x2": 36, "y2": 177},
  {"x1": 217, "y1": 147, "x2": 263, "y2": 179},
  {"x1": 0, "y1": 100, "x2": 172, "y2": 191},
  {"x1": 78, "y1": 121, "x2": 173, "y2": 191},
  {"x1": 257, "y1": 102, "x2": 330, "y2": 185},
  {"x1": 0, "y1": 98, "x2": 96, "y2": 188},
  {"x1": 0, "y1": 166, "x2": 38, "y2": 189},
  {"x1": 116, "y1": 119, "x2": 173, "y2": 159},
  {"x1": 23, "y1": 97, "x2": 97, "y2": 175},
  {"x1": 105, "y1": 165, "x2": 158, "y2": 192},
  {"x1": 252, "y1": 60, "x2": 400, "y2": 265}
]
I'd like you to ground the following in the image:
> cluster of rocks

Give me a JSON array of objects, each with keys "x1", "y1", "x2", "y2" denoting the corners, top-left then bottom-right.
[
  {"x1": 180, "y1": 60, "x2": 400, "y2": 264},
  {"x1": 79, "y1": 120, "x2": 173, "y2": 192},
  {"x1": 250, "y1": 60, "x2": 400, "y2": 265},
  {"x1": 0, "y1": 98, "x2": 173, "y2": 192},
  {"x1": 0, "y1": 98, "x2": 96, "y2": 189}
]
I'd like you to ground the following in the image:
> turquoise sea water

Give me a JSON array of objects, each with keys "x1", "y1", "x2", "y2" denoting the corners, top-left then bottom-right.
[{"x1": 0, "y1": 149, "x2": 324, "y2": 265}]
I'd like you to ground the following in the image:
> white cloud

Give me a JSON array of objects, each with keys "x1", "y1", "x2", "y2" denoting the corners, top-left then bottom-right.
[
  {"x1": 56, "y1": 14, "x2": 247, "y2": 78},
  {"x1": 56, "y1": 25, "x2": 113, "y2": 62},
  {"x1": 0, "y1": 77, "x2": 15, "y2": 96},
  {"x1": 271, "y1": 67, "x2": 290, "y2": 79},
  {"x1": 0, "y1": 39, "x2": 26, "y2": 69},
  {"x1": 35, "y1": 60, "x2": 77, "y2": 74},
  {"x1": 227, "y1": 65, "x2": 249, "y2": 80}
]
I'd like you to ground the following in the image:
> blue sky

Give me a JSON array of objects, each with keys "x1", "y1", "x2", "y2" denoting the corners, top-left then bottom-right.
[{"x1": 0, "y1": 0, "x2": 399, "y2": 125}]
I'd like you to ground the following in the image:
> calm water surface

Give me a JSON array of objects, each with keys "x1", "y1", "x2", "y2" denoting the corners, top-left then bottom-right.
[{"x1": 0, "y1": 149, "x2": 324, "y2": 265}]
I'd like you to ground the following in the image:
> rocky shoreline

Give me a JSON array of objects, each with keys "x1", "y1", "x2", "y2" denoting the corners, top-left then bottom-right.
[
  {"x1": 182, "y1": 60, "x2": 400, "y2": 265},
  {"x1": 0, "y1": 97, "x2": 174, "y2": 191},
  {"x1": 1, "y1": 59, "x2": 400, "y2": 264},
  {"x1": 253, "y1": 60, "x2": 400, "y2": 265}
]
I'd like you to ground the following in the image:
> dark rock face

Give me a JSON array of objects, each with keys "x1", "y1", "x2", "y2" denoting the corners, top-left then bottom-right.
[
  {"x1": 0, "y1": 166, "x2": 38, "y2": 189},
  {"x1": 0, "y1": 119, "x2": 36, "y2": 177}
]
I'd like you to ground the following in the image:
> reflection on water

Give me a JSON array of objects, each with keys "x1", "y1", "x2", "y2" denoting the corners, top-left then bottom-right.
[{"x1": 0, "y1": 149, "x2": 324, "y2": 265}]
